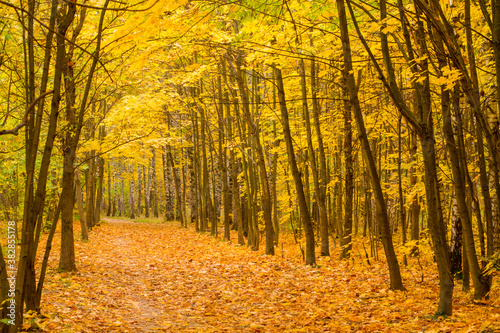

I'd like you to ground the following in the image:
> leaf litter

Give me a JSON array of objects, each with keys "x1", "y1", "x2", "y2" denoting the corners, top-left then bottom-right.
[{"x1": 32, "y1": 219, "x2": 500, "y2": 332}]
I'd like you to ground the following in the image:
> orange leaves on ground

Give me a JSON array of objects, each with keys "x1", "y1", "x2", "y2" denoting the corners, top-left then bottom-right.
[{"x1": 33, "y1": 220, "x2": 500, "y2": 332}]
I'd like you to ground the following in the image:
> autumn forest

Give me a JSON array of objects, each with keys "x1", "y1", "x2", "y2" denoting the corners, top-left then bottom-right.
[{"x1": 1, "y1": 0, "x2": 500, "y2": 331}]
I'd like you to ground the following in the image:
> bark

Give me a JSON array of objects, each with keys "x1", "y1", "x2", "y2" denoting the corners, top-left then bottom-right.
[
  {"x1": 233, "y1": 56, "x2": 274, "y2": 254},
  {"x1": 340, "y1": 68, "x2": 354, "y2": 260},
  {"x1": 397, "y1": 115, "x2": 407, "y2": 265},
  {"x1": 107, "y1": 161, "x2": 112, "y2": 216},
  {"x1": 222, "y1": 65, "x2": 244, "y2": 244},
  {"x1": 151, "y1": 149, "x2": 159, "y2": 218},
  {"x1": 191, "y1": 112, "x2": 201, "y2": 232},
  {"x1": 409, "y1": 131, "x2": 420, "y2": 243},
  {"x1": 94, "y1": 126, "x2": 105, "y2": 224},
  {"x1": 163, "y1": 151, "x2": 175, "y2": 221},
  {"x1": 112, "y1": 165, "x2": 117, "y2": 216},
  {"x1": 60, "y1": 0, "x2": 108, "y2": 272},
  {"x1": 14, "y1": 0, "x2": 60, "y2": 325},
  {"x1": 75, "y1": 169, "x2": 88, "y2": 240},
  {"x1": 450, "y1": 197, "x2": 462, "y2": 278},
  {"x1": 137, "y1": 163, "x2": 142, "y2": 217},
  {"x1": 339, "y1": 0, "x2": 404, "y2": 290},
  {"x1": 431, "y1": 10, "x2": 491, "y2": 300},
  {"x1": 58, "y1": 2, "x2": 78, "y2": 273},
  {"x1": 35, "y1": 197, "x2": 61, "y2": 310},
  {"x1": 217, "y1": 73, "x2": 231, "y2": 240},
  {"x1": 167, "y1": 147, "x2": 185, "y2": 227},
  {"x1": 145, "y1": 163, "x2": 150, "y2": 218},
  {"x1": 311, "y1": 56, "x2": 330, "y2": 257},
  {"x1": 129, "y1": 165, "x2": 136, "y2": 219},
  {"x1": 242, "y1": 146, "x2": 257, "y2": 249},
  {"x1": 200, "y1": 106, "x2": 210, "y2": 232},
  {"x1": 271, "y1": 121, "x2": 280, "y2": 246},
  {"x1": 233, "y1": 152, "x2": 244, "y2": 245},
  {"x1": 120, "y1": 174, "x2": 125, "y2": 216},
  {"x1": 274, "y1": 66, "x2": 315, "y2": 266},
  {"x1": 85, "y1": 153, "x2": 95, "y2": 229},
  {"x1": 346, "y1": 0, "x2": 456, "y2": 312},
  {"x1": 299, "y1": 58, "x2": 330, "y2": 257}
]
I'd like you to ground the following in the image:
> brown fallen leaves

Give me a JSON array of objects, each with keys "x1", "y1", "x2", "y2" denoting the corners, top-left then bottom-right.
[{"x1": 32, "y1": 219, "x2": 499, "y2": 332}]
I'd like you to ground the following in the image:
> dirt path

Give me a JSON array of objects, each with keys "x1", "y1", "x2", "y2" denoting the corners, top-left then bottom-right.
[{"x1": 37, "y1": 219, "x2": 500, "y2": 332}]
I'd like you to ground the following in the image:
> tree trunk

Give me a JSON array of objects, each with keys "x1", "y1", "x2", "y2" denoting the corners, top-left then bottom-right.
[
  {"x1": 112, "y1": 164, "x2": 117, "y2": 217},
  {"x1": 167, "y1": 147, "x2": 185, "y2": 227},
  {"x1": 151, "y1": 150, "x2": 159, "y2": 218},
  {"x1": 409, "y1": 131, "x2": 420, "y2": 243},
  {"x1": 94, "y1": 126, "x2": 105, "y2": 224},
  {"x1": 339, "y1": 0, "x2": 404, "y2": 290},
  {"x1": 340, "y1": 69, "x2": 354, "y2": 259},
  {"x1": 145, "y1": 163, "x2": 150, "y2": 218},
  {"x1": 75, "y1": 169, "x2": 88, "y2": 240},
  {"x1": 137, "y1": 163, "x2": 142, "y2": 217},
  {"x1": 129, "y1": 164, "x2": 136, "y2": 219},
  {"x1": 200, "y1": 106, "x2": 210, "y2": 232},
  {"x1": 85, "y1": 154, "x2": 95, "y2": 228},
  {"x1": 274, "y1": 66, "x2": 315, "y2": 266},
  {"x1": 57, "y1": 1, "x2": 78, "y2": 273},
  {"x1": 311, "y1": 56, "x2": 330, "y2": 257},
  {"x1": 217, "y1": 73, "x2": 231, "y2": 240},
  {"x1": 450, "y1": 197, "x2": 462, "y2": 278},
  {"x1": 107, "y1": 160, "x2": 112, "y2": 216},
  {"x1": 233, "y1": 56, "x2": 274, "y2": 254},
  {"x1": 397, "y1": 115, "x2": 407, "y2": 265}
]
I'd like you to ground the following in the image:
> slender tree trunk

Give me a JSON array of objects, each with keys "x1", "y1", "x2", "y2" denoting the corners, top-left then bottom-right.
[
  {"x1": 435, "y1": 31, "x2": 491, "y2": 300},
  {"x1": 137, "y1": 163, "x2": 142, "y2": 217},
  {"x1": 274, "y1": 66, "x2": 315, "y2": 266},
  {"x1": 145, "y1": 163, "x2": 150, "y2": 218},
  {"x1": 130, "y1": 165, "x2": 136, "y2": 219},
  {"x1": 450, "y1": 197, "x2": 462, "y2": 278},
  {"x1": 112, "y1": 164, "x2": 117, "y2": 217},
  {"x1": 217, "y1": 73, "x2": 231, "y2": 241},
  {"x1": 151, "y1": 149, "x2": 159, "y2": 218},
  {"x1": 94, "y1": 126, "x2": 105, "y2": 224},
  {"x1": 409, "y1": 131, "x2": 420, "y2": 244},
  {"x1": 340, "y1": 70, "x2": 354, "y2": 259},
  {"x1": 85, "y1": 154, "x2": 95, "y2": 228},
  {"x1": 35, "y1": 197, "x2": 61, "y2": 311},
  {"x1": 339, "y1": 0, "x2": 404, "y2": 290},
  {"x1": 232, "y1": 56, "x2": 275, "y2": 254},
  {"x1": 200, "y1": 106, "x2": 209, "y2": 232},
  {"x1": 107, "y1": 161, "x2": 112, "y2": 216},
  {"x1": 271, "y1": 121, "x2": 280, "y2": 246},
  {"x1": 167, "y1": 147, "x2": 185, "y2": 227},
  {"x1": 75, "y1": 169, "x2": 88, "y2": 240},
  {"x1": 397, "y1": 115, "x2": 407, "y2": 265},
  {"x1": 95, "y1": 156, "x2": 104, "y2": 225},
  {"x1": 311, "y1": 56, "x2": 330, "y2": 257}
]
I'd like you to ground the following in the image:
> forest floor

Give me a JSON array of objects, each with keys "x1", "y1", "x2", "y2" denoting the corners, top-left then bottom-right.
[{"x1": 24, "y1": 218, "x2": 500, "y2": 332}]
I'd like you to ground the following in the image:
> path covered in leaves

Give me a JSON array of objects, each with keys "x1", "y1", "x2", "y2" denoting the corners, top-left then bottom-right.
[{"x1": 36, "y1": 220, "x2": 500, "y2": 332}]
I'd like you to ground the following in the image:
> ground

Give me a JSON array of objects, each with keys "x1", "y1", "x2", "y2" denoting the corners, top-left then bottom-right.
[{"x1": 24, "y1": 219, "x2": 500, "y2": 332}]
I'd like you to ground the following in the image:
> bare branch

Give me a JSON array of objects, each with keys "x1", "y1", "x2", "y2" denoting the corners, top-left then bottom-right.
[{"x1": 0, "y1": 90, "x2": 54, "y2": 136}]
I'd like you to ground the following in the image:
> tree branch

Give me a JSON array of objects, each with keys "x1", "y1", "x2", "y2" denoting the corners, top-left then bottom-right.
[{"x1": 0, "y1": 90, "x2": 54, "y2": 136}]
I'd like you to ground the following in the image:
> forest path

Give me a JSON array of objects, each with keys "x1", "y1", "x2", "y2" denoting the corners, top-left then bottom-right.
[{"x1": 37, "y1": 219, "x2": 499, "y2": 332}]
